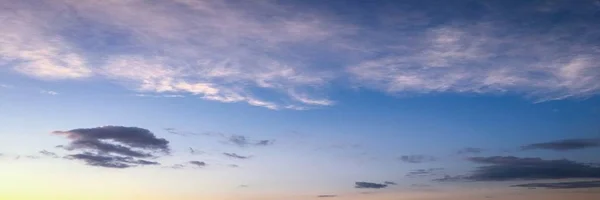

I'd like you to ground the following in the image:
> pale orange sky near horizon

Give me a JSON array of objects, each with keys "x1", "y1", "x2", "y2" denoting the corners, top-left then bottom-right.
[{"x1": 2, "y1": 160, "x2": 599, "y2": 200}]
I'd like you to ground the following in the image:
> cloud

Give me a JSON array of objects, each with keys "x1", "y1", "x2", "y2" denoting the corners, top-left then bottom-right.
[
  {"x1": 227, "y1": 135, "x2": 275, "y2": 147},
  {"x1": 347, "y1": 2, "x2": 600, "y2": 102},
  {"x1": 0, "y1": 0, "x2": 338, "y2": 109},
  {"x1": 511, "y1": 180, "x2": 600, "y2": 189},
  {"x1": 223, "y1": 152, "x2": 250, "y2": 159},
  {"x1": 399, "y1": 155, "x2": 436, "y2": 163},
  {"x1": 3, "y1": 0, "x2": 600, "y2": 107},
  {"x1": 406, "y1": 168, "x2": 444, "y2": 178},
  {"x1": 457, "y1": 147, "x2": 484, "y2": 154},
  {"x1": 168, "y1": 164, "x2": 185, "y2": 169},
  {"x1": 39, "y1": 150, "x2": 58, "y2": 158},
  {"x1": 40, "y1": 90, "x2": 59, "y2": 95},
  {"x1": 0, "y1": 84, "x2": 13, "y2": 89},
  {"x1": 188, "y1": 147, "x2": 204, "y2": 155},
  {"x1": 383, "y1": 181, "x2": 397, "y2": 185},
  {"x1": 435, "y1": 156, "x2": 600, "y2": 182},
  {"x1": 354, "y1": 182, "x2": 388, "y2": 189},
  {"x1": 317, "y1": 195, "x2": 337, "y2": 198},
  {"x1": 66, "y1": 153, "x2": 159, "y2": 168},
  {"x1": 53, "y1": 126, "x2": 169, "y2": 168},
  {"x1": 189, "y1": 161, "x2": 206, "y2": 167},
  {"x1": 522, "y1": 138, "x2": 600, "y2": 151}
]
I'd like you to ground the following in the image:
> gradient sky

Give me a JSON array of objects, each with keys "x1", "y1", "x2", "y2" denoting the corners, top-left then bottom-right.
[{"x1": 1, "y1": 0, "x2": 600, "y2": 200}]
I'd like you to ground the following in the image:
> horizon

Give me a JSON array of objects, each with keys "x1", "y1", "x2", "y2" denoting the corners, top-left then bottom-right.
[{"x1": 1, "y1": 0, "x2": 600, "y2": 199}]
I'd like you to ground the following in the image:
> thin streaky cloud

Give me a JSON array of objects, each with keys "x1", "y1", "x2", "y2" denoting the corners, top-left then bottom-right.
[
  {"x1": 522, "y1": 138, "x2": 600, "y2": 151},
  {"x1": 1, "y1": 1, "x2": 598, "y2": 110}
]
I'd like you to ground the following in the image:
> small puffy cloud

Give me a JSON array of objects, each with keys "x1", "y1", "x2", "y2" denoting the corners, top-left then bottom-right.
[
  {"x1": 399, "y1": 155, "x2": 436, "y2": 163},
  {"x1": 169, "y1": 164, "x2": 185, "y2": 169},
  {"x1": 227, "y1": 135, "x2": 274, "y2": 147},
  {"x1": 189, "y1": 161, "x2": 206, "y2": 167},
  {"x1": 0, "y1": 84, "x2": 13, "y2": 89},
  {"x1": 406, "y1": 168, "x2": 444, "y2": 178},
  {"x1": 223, "y1": 152, "x2": 251, "y2": 159},
  {"x1": 40, "y1": 90, "x2": 59, "y2": 95},
  {"x1": 355, "y1": 182, "x2": 388, "y2": 189},
  {"x1": 435, "y1": 156, "x2": 600, "y2": 182},
  {"x1": 511, "y1": 180, "x2": 600, "y2": 189},
  {"x1": 53, "y1": 126, "x2": 169, "y2": 168},
  {"x1": 39, "y1": 150, "x2": 58, "y2": 158},
  {"x1": 457, "y1": 147, "x2": 484, "y2": 154},
  {"x1": 522, "y1": 138, "x2": 600, "y2": 151}
]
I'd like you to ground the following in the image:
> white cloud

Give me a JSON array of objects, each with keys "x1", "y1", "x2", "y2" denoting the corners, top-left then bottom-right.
[
  {"x1": 0, "y1": 84, "x2": 12, "y2": 89},
  {"x1": 349, "y1": 23, "x2": 600, "y2": 101},
  {"x1": 1, "y1": 0, "x2": 599, "y2": 108},
  {"x1": 0, "y1": 1, "x2": 92, "y2": 80},
  {"x1": 40, "y1": 90, "x2": 59, "y2": 95}
]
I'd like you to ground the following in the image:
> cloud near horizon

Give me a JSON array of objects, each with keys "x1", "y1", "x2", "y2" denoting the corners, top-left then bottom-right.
[
  {"x1": 511, "y1": 180, "x2": 600, "y2": 189},
  {"x1": 1, "y1": 0, "x2": 600, "y2": 110},
  {"x1": 522, "y1": 138, "x2": 600, "y2": 151},
  {"x1": 435, "y1": 156, "x2": 600, "y2": 182},
  {"x1": 354, "y1": 182, "x2": 388, "y2": 189}
]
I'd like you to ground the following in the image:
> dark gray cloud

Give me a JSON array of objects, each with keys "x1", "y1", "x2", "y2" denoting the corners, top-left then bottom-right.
[
  {"x1": 435, "y1": 156, "x2": 600, "y2": 182},
  {"x1": 511, "y1": 180, "x2": 600, "y2": 189},
  {"x1": 39, "y1": 150, "x2": 58, "y2": 158},
  {"x1": 229, "y1": 164, "x2": 240, "y2": 168},
  {"x1": 54, "y1": 126, "x2": 169, "y2": 152},
  {"x1": 189, "y1": 161, "x2": 206, "y2": 167},
  {"x1": 355, "y1": 182, "x2": 388, "y2": 189},
  {"x1": 53, "y1": 126, "x2": 169, "y2": 168},
  {"x1": 522, "y1": 138, "x2": 600, "y2": 151},
  {"x1": 67, "y1": 153, "x2": 159, "y2": 168},
  {"x1": 71, "y1": 140, "x2": 153, "y2": 158},
  {"x1": 406, "y1": 168, "x2": 444, "y2": 178},
  {"x1": 317, "y1": 195, "x2": 337, "y2": 198},
  {"x1": 457, "y1": 147, "x2": 484, "y2": 154},
  {"x1": 223, "y1": 152, "x2": 250, "y2": 159},
  {"x1": 228, "y1": 135, "x2": 274, "y2": 147},
  {"x1": 383, "y1": 181, "x2": 397, "y2": 185},
  {"x1": 399, "y1": 155, "x2": 436, "y2": 163}
]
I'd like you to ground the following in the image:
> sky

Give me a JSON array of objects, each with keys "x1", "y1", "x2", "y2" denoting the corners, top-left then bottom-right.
[{"x1": 1, "y1": 0, "x2": 600, "y2": 199}]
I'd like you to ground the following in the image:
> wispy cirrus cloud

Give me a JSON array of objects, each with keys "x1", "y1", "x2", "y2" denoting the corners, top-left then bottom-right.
[{"x1": 2, "y1": 0, "x2": 600, "y2": 109}]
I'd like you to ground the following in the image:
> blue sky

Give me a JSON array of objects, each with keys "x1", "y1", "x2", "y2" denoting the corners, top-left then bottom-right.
[{"x1": 1, "y1": 0, "x2": 600, "y2": 200}]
